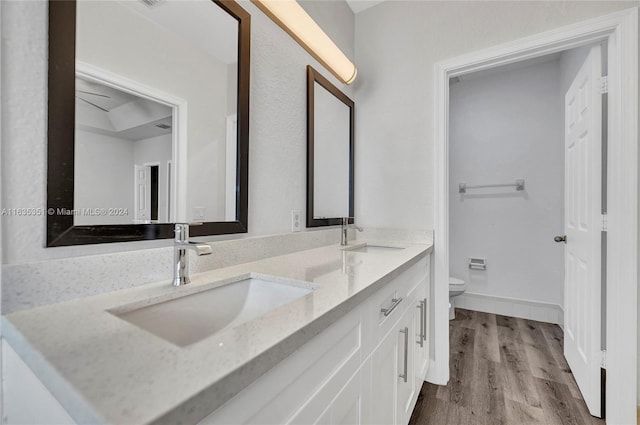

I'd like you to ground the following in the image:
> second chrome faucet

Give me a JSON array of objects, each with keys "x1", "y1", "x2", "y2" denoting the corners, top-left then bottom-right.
[
  {"x1": 173, "y1": 223, "x2": 213, "y2": 286},
  {"x1": 341, "y1": 217, "x2": 363, "y2": 246}
]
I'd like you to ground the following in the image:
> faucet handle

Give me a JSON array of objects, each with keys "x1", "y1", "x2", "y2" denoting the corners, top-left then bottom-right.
[
  {"x1": 174, "y1": 222, "x2": 204, "y2": 232},
  {"x1": 174, "y1": 222, "x2": 204, "y2": 242},
  {"x1": 174, "y1": 222, "x2": 204, "y2": 227},
  {"x1": 341, "y1": 217, "x2": 355, "y2": 225}
]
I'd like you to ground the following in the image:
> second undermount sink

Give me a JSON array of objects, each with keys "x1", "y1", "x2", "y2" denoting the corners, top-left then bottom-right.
[
  {"x1": 112, "y1": 275, "x2": 316, "y2": 347},
  {"x1": 343, "y1": 243, "x2": 406, "y2": 253}
]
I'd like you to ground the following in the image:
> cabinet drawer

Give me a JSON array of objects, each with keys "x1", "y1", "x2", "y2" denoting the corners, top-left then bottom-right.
[{"x1": 369, "y1": 257, "x2": 428, "y2": 344}]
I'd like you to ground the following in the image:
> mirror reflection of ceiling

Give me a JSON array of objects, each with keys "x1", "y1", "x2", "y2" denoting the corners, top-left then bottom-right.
[
  {"x1": 116, "y1": 0, "x2": 238, "y2": 65},
  {"x1": 75, "y1": 77, "x2": 173, "y2": 141},
  {"x1": 345, "y1": 0, "x2": 385, "y2": 13}
]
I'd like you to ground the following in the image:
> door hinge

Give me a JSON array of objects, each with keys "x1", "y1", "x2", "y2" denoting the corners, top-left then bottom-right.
[
  {"x1": 601, "y1": 213, "x2": 608, "y2": 232},
  {"x1": 601, "y1": 350, "x2": 607, "y2": 368},
  {"x1": 600, "y1": 76, "x2": 608, "y2": 94}
]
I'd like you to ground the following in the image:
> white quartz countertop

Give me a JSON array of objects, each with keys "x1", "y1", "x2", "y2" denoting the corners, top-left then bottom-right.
[{"x1": 3, "y1": 241, "x2": 432, "y2": 425}]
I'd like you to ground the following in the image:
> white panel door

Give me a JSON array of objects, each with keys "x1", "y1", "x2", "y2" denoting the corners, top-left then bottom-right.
[
  {"x1": 563, "y1": 44, "x2": 602, "y2": 417},
  {"x1": 135, "y1": 164, "x2": 150, "y2": 222}
]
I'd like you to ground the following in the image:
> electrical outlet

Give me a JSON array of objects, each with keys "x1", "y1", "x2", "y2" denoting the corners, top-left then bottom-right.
[
  {"x1": 193, "y1": 207, "x2": 205, "y2": 221},
  {"x1": 291, "y1": 210, "x2": 301, "y2": 232}
]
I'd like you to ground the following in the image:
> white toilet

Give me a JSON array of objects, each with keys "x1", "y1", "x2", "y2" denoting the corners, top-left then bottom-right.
[{"x1": 449, "y1": 277, "x2": 466, "y2": 319}]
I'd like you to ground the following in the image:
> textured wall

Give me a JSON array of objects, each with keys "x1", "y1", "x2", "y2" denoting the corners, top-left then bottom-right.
[{"x1": 0, "y1": 0, "x2": 355, "y2": 265}]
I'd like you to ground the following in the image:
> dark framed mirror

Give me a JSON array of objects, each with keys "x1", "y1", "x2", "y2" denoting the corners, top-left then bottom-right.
[
  {"x1": 306, "y1": 65, "x2": 354, "y2": 228},
  {"x1": 47, "y1": 0, "x2": 250, "y2": 246}
]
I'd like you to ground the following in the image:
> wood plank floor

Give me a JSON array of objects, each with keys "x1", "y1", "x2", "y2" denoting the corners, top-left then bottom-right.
[{"x1": 409, "y1": 309, "x2": 604, "y2": 425}]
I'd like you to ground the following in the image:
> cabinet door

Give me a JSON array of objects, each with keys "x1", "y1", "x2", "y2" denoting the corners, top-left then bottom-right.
[
  {"x1": 2, "y1": 341, "x2": 76, "y2": 425},
  {"x1": 200, "y1": 307, "x2": 364, "y2": 425},
  {"x1": 370, "y1": 305, "x2": 418, "y2": 425},
  {"x1": 330, "y1": 368, "x2": 365, "y2": 425},
  {"x1": 395, "y1": 306, "x2": 416, "y2": 425},
  {"x1": 370, "y1": 326, "x2": 398, "y2": 425},
  {"x1": 289, "y1": 365, "x2": 367, "y2": 425}
]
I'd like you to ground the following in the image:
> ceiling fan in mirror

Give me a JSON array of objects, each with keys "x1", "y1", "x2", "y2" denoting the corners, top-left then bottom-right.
[{"x1": 75, "y1": 89, "x2": 111, "y2": 112}]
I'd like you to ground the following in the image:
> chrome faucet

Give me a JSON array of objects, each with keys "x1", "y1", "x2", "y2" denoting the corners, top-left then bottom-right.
[
  {"x1": 173, "y1": 223, "x2": 213, "y2": 286},
  {"x1": 341, "y1": 217, "x2": 363, "y2": 246}
]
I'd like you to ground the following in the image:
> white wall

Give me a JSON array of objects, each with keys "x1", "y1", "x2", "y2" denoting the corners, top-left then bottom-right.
[
  {"x1": 299, "y1": 0, "x2": 355, "y2": 61},
  {"x1": 449, "y1": 59, "x2": 564, "y2": 306},
  {"x1": 0, "y1": 0, "x2": 354, "y2": 265},
  {"x1": 74, "y1": 130, "x2": 135, "y2": 226},
  {"x1": 227, "y1": 62, "x2": 238, "y2": 117},
  {"x1": 353, "y1": 1, "x2": 637, "y2": 231}
]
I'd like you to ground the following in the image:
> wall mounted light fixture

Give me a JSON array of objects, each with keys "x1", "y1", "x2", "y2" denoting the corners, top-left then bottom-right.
[{"x1": 250, "y1": 0, "x2": 357, "y2": 85}]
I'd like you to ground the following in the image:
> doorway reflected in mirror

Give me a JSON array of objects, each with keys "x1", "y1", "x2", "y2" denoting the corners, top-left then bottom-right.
[{"x1": 74, "y1": 76, "x2": 174, "y2": 225}]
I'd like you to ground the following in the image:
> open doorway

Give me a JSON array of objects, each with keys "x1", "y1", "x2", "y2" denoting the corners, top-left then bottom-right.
[
  {"x1": 431, "y1": 8, "x2": 638, "y2": 424},
  {"x1": 443, "y1": 44, "x2": 604, "y2": 422},
  {"x1": 75, "y1": 62, "x2": 187, "y2": 225}
]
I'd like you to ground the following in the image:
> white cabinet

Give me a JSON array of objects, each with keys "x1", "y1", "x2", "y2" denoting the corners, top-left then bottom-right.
[
  {"x1": 322, "y1": 367, "x2": 367, "y2": 425},
  {"x1": 396, "y1": 302, "x2": 418, "y2": 425},
  {"x1": 290, "y1": 363, "x2": 370, "y2": 425},
  {"x1": 200, "y1": 306, "x2": 367, "y2": 425},
  {"x1": 370, "y1": 322, "x2": 399, "y2": 425},
  {"x1": 370, "y1": 285, "x2": 424, "y2": 425},
  {"x1": 196, "y1": 255, "x2": 431, "y2": 425},
  {"x1": 2, "y1": 340, "x2": 76, "y2": 425},
  {"x1": 4, "y1": 254, "x2": 431, "y2": 425}
]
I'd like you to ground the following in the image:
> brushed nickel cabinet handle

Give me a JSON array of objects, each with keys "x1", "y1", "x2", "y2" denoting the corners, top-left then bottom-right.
[
  {"x1": 399, "y1": 326, "x2": 408, "y2": 383},
  {"x1": 422, "y1": 298, "x2": 427, "y2": 342},
  {"x1": 381, "y1": 297, "x2": 403, "y2": 317},
  {"x1": 416, "y1": 302, "x2": 424, "y2": 347}
]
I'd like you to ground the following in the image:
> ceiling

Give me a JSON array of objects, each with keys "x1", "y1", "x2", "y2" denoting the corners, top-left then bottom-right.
[
  {"x1": 116, "y1": 0, "x2": 238, "y2": 65},
  {"x1": 75, "y1": 77, "x2": 173, "y2": 141},
  {"x1": 345, "y1": 0, "x2": 385, "y2": 14},
  {"x1": 76, "y1": 78, "x2": 139, "y2": 111}
]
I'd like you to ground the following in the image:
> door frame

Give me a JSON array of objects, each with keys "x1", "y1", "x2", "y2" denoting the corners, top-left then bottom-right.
[
  {"x1": 139, "y1": 162, "x2": 162, "y2": 222},
  {"x1": 432, "y1": 8, "x2": 638, "y2": 424}
]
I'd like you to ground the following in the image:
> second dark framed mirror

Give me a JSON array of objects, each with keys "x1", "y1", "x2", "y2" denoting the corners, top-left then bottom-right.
[
  {"x1": 306, "y1": 65, "x2": 355, "y2": 228},
  {"x1": 47, "y1": 0, "x2": 250, "y2": 246}
]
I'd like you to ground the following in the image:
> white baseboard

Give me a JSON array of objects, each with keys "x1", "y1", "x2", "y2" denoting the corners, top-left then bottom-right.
[{"x1": 455, "y1": 292, "x2": 564, "y2": 326}]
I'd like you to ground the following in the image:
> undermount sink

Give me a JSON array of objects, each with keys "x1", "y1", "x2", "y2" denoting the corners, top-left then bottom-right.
[
  {"x1": 343, "y1": 243, "x2": 406, "y2": 253},
  {"x1": 112, "y1": 275, "x2": 316, "y2": 347}
]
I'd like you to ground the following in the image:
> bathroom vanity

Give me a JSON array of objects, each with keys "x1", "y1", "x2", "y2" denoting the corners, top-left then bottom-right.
[
  {"x1": 2, "y1": 241, "x2": 432, "y2": 424},
  {"x1": 7, "y1": 0, "x2": 434, "y2": 423}
]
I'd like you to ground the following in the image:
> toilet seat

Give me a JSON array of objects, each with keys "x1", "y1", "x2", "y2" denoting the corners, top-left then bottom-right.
[{"x1": 449, "y1": 277, "x2": 466, "y2": 290}]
